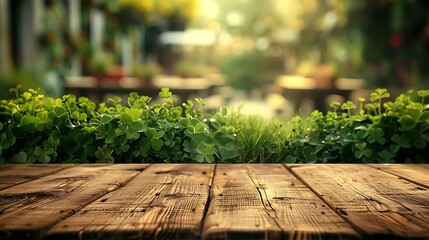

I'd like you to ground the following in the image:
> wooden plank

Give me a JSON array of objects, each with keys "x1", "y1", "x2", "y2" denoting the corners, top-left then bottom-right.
[
  {"x1": 47, "y1": 164, "x2": 214, "y2": 240},
  {"x1": 0, "y1": 164, "x2": 147, "y2": 239},
  {"x1": 0, "y1": 164, "x2": 74, "y2": 190},
  {"x1": 288, "y1": 164, "x2": 429, "y2": 239},
  {"x1": 369, "y1": 164, "x2": 429, "y2": 189},
  {"x1": 202, "y1": 164, "x2": 358, "y2": 240}
]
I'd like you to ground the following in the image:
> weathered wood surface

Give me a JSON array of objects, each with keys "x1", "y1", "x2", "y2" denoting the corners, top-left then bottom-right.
[
  {"x1": 288, "y1": 164, "x2": 429, "y2": 239},
  {"x1": 202, "y1": 164, "x2": 358, "y2": 240},
  {"x1": 0, "y1": 164, "x2": 427, "y2": 240},
  {"x1": 47, "y1": 164, "x2": 214, "y2": 240},
  {"x1": 0, "y1": 164, "x2": 73, "y2": 190},
  {"x1": 0, "y1": 164, "x2": 147, "y2": 239},
  {"x1": 369, "y1": 164, "x2": 429, "y2": 189}
]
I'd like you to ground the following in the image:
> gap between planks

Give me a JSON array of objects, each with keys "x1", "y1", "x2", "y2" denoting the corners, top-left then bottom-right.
[
  {"x1": 198, "y1": 163, "x2": 217, "y2": 239},
  {"x1": 0, "y1": 164, "x2": 76, "y2": 191},
  {"x1": 1, "y1": 164, "x2": 429, "y2": 240},
  {"x1": 285, "y1": 164, "x2": 429, "y2": 239},
  {"x1": 202, "y1": 164, "x2": 358, "y2": 240},
  {"x1": 366, "y1": 164, "x2": 429, "y2": 189},
  {"x1": 283, "y1": 164, "x2": 367, "y2": 238},
  {"x1": 46, "y1": 164, "x2": 214, "y2": 240},
  {"x1": 0, "y1": 164, "x2": 149, "y2": 240}
]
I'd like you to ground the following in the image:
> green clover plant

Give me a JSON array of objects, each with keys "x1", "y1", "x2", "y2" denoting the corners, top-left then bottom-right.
[{"x1": 0, "y1": 87, "x2": 428, "y2": 163}]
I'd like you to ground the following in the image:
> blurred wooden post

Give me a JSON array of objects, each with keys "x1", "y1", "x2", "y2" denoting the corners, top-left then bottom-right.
[
  {"x1": 122, "y1": 34, "x2": 132, "y2": 76},
  {"x1": 68, "y1": 0, "x2": 81, "y2": 76},
  {"x1": 20, "y1": 0, "x2": 42, "y2": 70},
  {"x1": 0, "y1": 0, "x2": 10, "y2": 71},
  {"x1": 90, "y1": 4, "x2": 104, "y2": 54}
]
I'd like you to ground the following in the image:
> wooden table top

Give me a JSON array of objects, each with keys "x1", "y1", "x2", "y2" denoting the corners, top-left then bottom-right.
[{"x1": 0, "y1": 164, "x2": 428, "y2": 240}]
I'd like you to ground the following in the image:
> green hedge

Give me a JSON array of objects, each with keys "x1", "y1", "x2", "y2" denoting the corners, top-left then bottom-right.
[{"x1": 0, "y1": 87, "x2": 428, "y2": 163}]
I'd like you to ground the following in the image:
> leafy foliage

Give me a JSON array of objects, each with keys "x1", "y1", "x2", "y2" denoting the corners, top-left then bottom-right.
[
  {"x1": 0, "y1": 88, "x2": 229, "y2": 163},
  {"x1": 279, "y1": 88, "x2": 429, "y2": 163},
  {"x1": 0, "y1": 88, "x2": 428, "y2": 163}
]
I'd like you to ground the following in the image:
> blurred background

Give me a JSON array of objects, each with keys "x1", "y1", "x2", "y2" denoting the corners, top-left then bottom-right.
[{"x1": 1, "y1": 0, "x2": 429, "y2": 117}]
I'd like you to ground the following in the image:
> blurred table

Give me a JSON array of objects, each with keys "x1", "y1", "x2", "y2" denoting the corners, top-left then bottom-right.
[
  {"x1": 65, "y1": 75, "x2": 219, "y2": 104},
  {"x1": 275, "y1": 75, "x2": 366, "y2": 113}
]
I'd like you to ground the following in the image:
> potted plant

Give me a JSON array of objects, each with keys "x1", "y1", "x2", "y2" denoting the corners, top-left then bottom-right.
[
  {"x1": 132, "y1": 62, "x2": 161, "y2": 88},
  {"x1": 88, "y1": 53, "x2": 116, "y2": 85},
  {"x1": 175, "y1": 61, "x2": 200, "y2": 78}
]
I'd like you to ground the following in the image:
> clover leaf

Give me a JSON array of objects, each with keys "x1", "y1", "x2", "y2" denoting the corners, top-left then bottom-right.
[
  {"x1": 399, "y1": 115, "x2": 416, "y2": 131},
  {"x1": 114, "y1": 136, "x2": 130, "y2": 155},
  {"x1": 139, "y1": 128, "x2": 165, "y2": 156},
  {"x1": 302, "y1": 146, "x2": 317, "y2": 163},
  {"x1": 218, "y1": 146, "x2": 238, "y2": 161},
  {"x1": 159, "y1": 88, "x2": 172, "y2": 98},
  {"x1": 285, "y1": 155, "x2": 297, "y2": 163},
  {"x1": 12, "y1": 151, "x2": 27, "y2": 163},
  {"x1": 355, "y1": 126, "x2": 369, "y2": 140},
  {"x1": 34, "y1": 145, "x2": 55, "y2": 163},
  {"x1": 368, "y1": 127, "x2": 385, "y2": 145},
  {"x1": 95, "y1": 146, "x2": 114, "y2": 163},
  {"x1": 19, "y1": 115, "x2": 41, "y2": 133},
  {"x1": 370, "y1": 88, "x2": 390, "y2": 102},
  {"x1": 391, "y1": 134, "x2": 411, "y2": 148},
  {"x1": 196, "y1": 143, "x2": 215, "y2": 163},
  {"x1": 378, "y1": 150, "x2": 395, "y2": 163},
  {"x1": 417, "y1": 89, "x2": 429, "y2": 103},
  {"x1": 353, "y1": 142, "x2": 372, "y2": 159}
]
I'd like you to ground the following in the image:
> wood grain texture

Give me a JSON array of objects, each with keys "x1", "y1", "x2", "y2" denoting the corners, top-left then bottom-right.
[
  {"x1": 0, "y1": 164, "x2": 74, "y2": 190},
  {"x1": 0, "y1": 164, "x2": 146, "y2": 239},
  {"x1": 47, "y1": 164, "x2": 214, "y2": 240},
  {"x1": 288, "y1": 164, "x2": 429, "y2": 239},
  {"x1": 1, "y1": 164, "x2": 428, "y2": 240},
  {"x1": 202, "y1": 164, "x2": 358, "y2": 240},
  {"x1": 368, "y1": 164, "x2": 429, "y2": 189}
]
